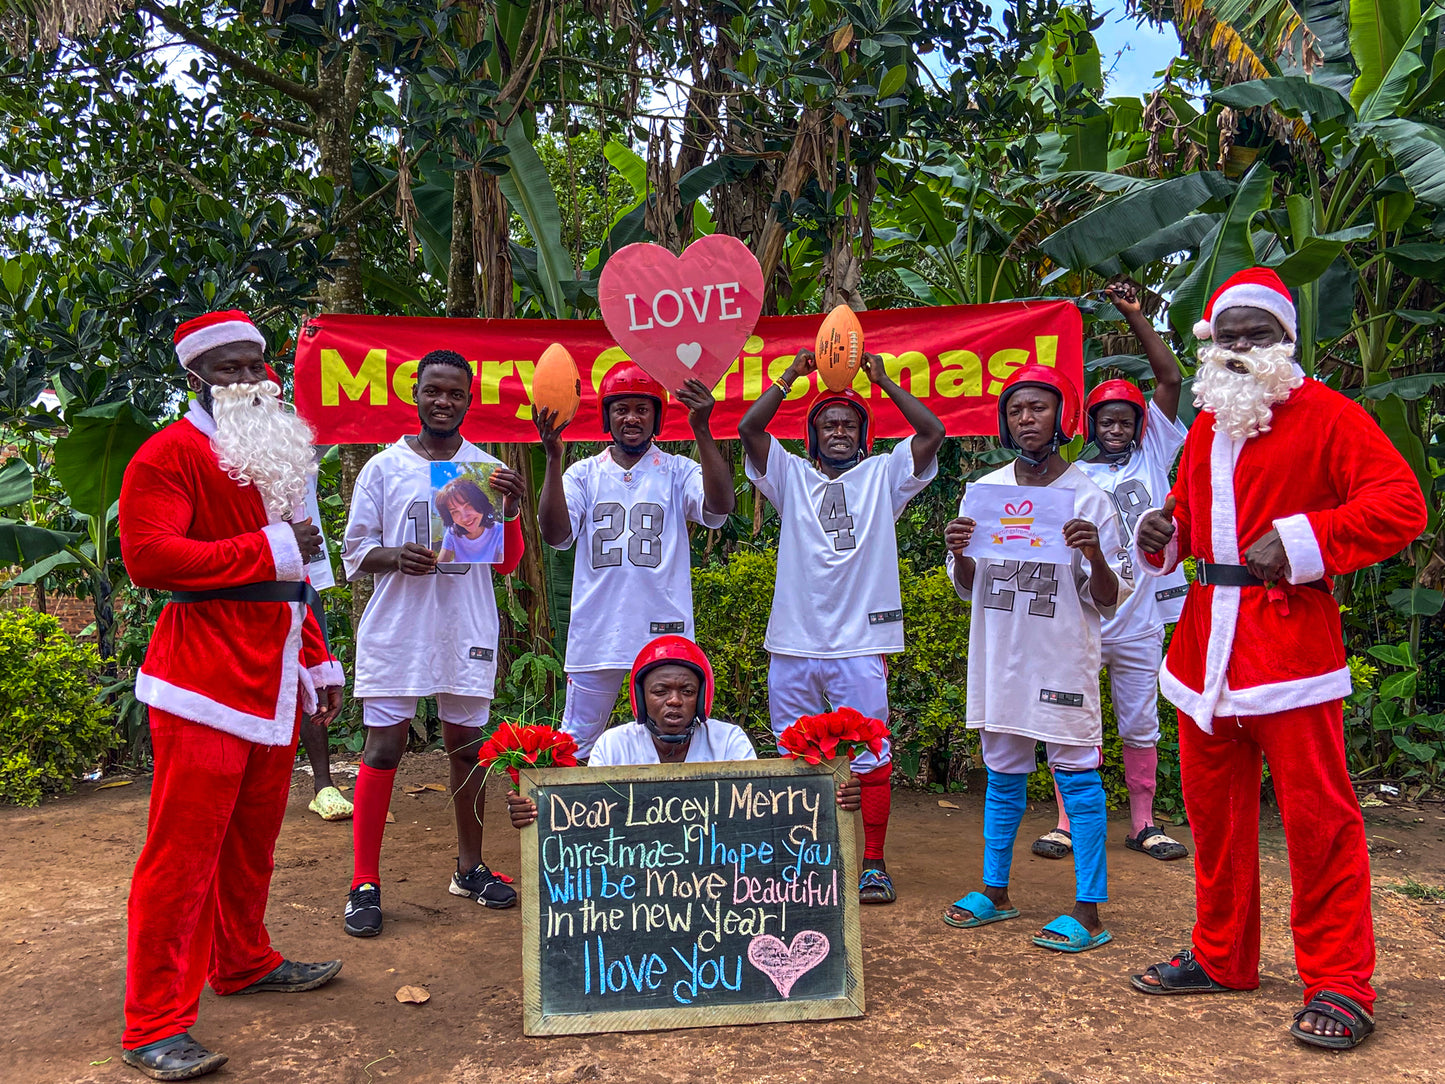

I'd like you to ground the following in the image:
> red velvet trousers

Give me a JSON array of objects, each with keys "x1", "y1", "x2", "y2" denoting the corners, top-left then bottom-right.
[
  {"x1": 1180, "y1": 701, "x2": 1375, "y2": 1011},
  {"x1": 123, "y1": 708, "x2": 298, "y2": 1049}
]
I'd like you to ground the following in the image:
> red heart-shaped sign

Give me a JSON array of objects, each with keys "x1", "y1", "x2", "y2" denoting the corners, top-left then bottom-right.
[{"x1": 598, "y1": 234, "x2": 765, "y2": 393}]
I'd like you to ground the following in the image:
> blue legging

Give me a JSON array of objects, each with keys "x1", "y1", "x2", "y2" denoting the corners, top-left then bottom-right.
[{"x1": 982, "y1": 767, "x2": 1108, "y2": 903}]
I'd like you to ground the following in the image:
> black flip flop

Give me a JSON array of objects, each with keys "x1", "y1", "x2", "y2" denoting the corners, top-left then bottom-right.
[
  {"x1": 1125, "y1": 825, "x2": 1190, "y2": 861},
  {"x1": 121, "y1": 1033, "x2": 228, "y2": 1081},
  {"x1": 1130, "y1": 948, "x2": 1239, "y2": 995},
  {"x1": 1290, "y1": 990, "x2": 1375, "y2": 1050}
]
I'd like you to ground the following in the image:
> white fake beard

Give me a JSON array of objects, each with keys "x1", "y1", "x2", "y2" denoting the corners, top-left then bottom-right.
[
  {"x1": 1193, "y1": 342, "x2": 1303, "y2": 440},
  {"x1": 209, "y1": 380, "x2": 317, "y2": 520}
]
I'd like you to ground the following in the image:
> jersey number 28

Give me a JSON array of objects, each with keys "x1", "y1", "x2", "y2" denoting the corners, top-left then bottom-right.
[{"x1": 591, "y1": 501, "x2": 665, "y2": 569}]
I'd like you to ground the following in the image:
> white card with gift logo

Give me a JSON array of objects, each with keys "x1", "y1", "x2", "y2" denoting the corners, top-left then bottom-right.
[{"x1": 961, "y1": 483, "x2": 1073, "y2": 565}]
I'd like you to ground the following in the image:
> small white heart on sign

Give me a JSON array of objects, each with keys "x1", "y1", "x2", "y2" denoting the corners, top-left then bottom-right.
[{"x1": 676, "y1": 342, "x2": 703, "y2": 368}]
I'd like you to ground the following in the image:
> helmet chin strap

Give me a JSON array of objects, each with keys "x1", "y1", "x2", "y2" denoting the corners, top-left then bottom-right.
[
  {"x1": 643, "y1": 713, "x2": 702, "y2": 745},
  {"x1": 817, "y1": 448, "x2": 864, "y2": 472},
  {"x1": 1014, "y1": 436, "x2": 1058, "y2": 470},
  {"x1": 1098, "y1": 441, "x2": 1136, "y2": 465}
]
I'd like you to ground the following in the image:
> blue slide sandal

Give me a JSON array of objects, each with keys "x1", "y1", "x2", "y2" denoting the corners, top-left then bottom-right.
[
  {"x1": 943, "y1": 891, "x2": 1020, "y2": 928},
  {"x1": 1032, "y1": 914, "x2": 1113, "y2": 952}
]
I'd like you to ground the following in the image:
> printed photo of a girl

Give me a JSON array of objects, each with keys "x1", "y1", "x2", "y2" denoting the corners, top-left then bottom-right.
[{"x1": 434, "y1": 475, "x2": 504, "y2": 563}]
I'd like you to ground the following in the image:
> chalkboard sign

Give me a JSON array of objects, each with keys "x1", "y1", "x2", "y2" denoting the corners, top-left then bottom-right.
[{"x1": 519, "y1": 757, "x2": 865, "y2": 1036}]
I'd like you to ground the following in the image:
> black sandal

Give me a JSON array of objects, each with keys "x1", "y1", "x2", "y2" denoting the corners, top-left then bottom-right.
[
  {"x1": 1130, "y1": 948, "x2": 1239, "y2": 995},
  {"x1": 1125, "y1": 825, "x2": 1190, "y2": 861},
  {"x1": 121, "y1": 1033, "x2": 228, "y2": 1081},
  {"x1": 231, "y1": 958, "x2": 343, "y2": 994},
  {"x1": 1290, "y1": 990, "x2": 1375, "y2": 1050}
]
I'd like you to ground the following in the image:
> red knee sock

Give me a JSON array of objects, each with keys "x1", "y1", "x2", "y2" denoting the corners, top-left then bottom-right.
[
  {"x1": 858, "y1": 763, "x2": 892, "y2": 861},
  {"x1": 351, "y1": 764, "x2": 397, "y2": 890}
]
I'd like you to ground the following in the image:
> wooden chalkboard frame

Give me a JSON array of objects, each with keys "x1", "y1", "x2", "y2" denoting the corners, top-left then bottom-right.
[{"x1": 519, "y1": 757, "x2": 865, "y2": 1036}]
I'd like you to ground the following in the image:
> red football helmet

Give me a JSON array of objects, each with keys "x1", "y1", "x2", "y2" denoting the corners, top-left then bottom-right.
[
  {"x1": 997, "y1": 363, "x2": 1082, "y2": 452},
  {"x1": 805, "y1": 389, "x2": 874, "y2": 462},
  {"x1": 599, "y1": 362, "x2": 667, "y2": 437},
  {"x1": 1084, "y1": 379, "x2": 1148, "y2": 445},
  {"x1": 629, "y1": 636, "x2": 714, "y2": 737}
]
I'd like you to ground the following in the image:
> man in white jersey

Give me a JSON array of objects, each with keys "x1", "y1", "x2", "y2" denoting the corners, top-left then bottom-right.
[
  {"x1": 1032, "y1": 277, "x2": 1190, "y2": 864},
  {"x1": 340, "y1": 350, "x2": 525, "y2": 938},
  {"x1": 738, "y1": 348, "x2": 944, "y2": 904},
  {"x1": 507, "y1": 637, "x2": 861, "y2": 825},
  {"x1": 534, "y1": 363, "x2": 734, "y2": 758},
  {"x1": 943, "y1": 363, "x2": 1132, "y2": 952}
]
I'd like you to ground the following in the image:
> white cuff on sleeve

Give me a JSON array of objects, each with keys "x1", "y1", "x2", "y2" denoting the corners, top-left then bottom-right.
[
  {"x1": 1131, "y1": 515, "x2": 1179, "y2": 579},
  {"x1": 263, "y1": 522, "x2": 305, "y2": 582},
  {"x1": 309, "y1": 660, "x2": 345, "y2": 688},
  {"x1": 1273, "y1": 513, "x2": 1326, "y2": 584}
]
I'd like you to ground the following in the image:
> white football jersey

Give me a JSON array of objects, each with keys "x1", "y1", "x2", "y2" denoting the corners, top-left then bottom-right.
[
  {"x1": 559, "y1": 446, "x2": 727, "y2": 672},
  {"x1": 343, "y1": 439, "x2": 506, "y2": 699},
  {"x1": 748, "y1": 435, "x2": 937, "y2": 658},
  {"x1": 948, "y1": 462, "x2": 1134, "y2": 746},
  {"x1": 1076, "y1": 399, "x2": 1189, "y2": 639},
  {"x1": 588, "y1": 719, "x2": 758, "y2": 766}
]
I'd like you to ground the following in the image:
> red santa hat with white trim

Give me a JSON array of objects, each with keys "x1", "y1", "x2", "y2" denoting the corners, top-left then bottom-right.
[
  {"x1": 173, "y1": 309, "x2": 267, "y2": 369},
  {"x1": 1192, "y1": 267, "x2": 1297, "y2": 342}
]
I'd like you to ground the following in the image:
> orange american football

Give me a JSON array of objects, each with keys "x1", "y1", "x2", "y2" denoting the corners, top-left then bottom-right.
[
  {"x1": 533, "y1": 342, "x2": 582, "y2": 425},
  {"x1": 814, "y1": 304, "x2": 864, "y2": 391}
]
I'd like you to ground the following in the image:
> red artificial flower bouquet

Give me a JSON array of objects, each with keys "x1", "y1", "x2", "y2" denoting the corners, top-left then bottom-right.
[
  {"x1": 476, "y1": 721, "x2": 579, "y2": 787},
  {"x1": 777, "y1": 707, "x2": 890, "y2": 765}
]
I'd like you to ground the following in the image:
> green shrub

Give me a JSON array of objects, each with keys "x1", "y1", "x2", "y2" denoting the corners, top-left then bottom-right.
[
  {"x1": 693, "y1": 549, "x2": 779, "y2": 751},
  {"x1": 0, "y1": 607, "x2": 116, "y2": 806}
]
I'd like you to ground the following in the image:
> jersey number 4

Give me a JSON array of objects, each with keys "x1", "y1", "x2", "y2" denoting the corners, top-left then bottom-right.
[
  {"x1": 981, "y1": 560, "x2": 1059, "y2": 618},
  {"x1": 817, "y1": 483, "x2": 857, "y2": 551},
  {"x1": 591, "y1": 502, "x2": 665, "y2": 569}
]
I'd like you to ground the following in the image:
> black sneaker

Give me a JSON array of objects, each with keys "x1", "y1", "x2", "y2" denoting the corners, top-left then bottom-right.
[
  {"x1": 449, "y1": 862, "x2": 517, "y2": 909},
  {"x1": 344, "y1": 883, "x2": 382, "y2": 937}
]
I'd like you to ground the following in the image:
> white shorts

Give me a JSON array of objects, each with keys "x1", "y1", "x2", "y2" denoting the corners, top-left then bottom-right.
[
  {"x1": 766, "y1": 653, "x2": 892, "y2": 773},
  {"x1": 1101, "y1": 627, "x2": 1166, "y2": 748},
  {"x1": 560, "y1": 669, "x2": 629, "y2": 758},
  {"x1": 980, "y1": 730, "x2": 1102, "y2": 775},
  {"x1": 362, "y1": 694, "x2": 492, "y2": 729}
]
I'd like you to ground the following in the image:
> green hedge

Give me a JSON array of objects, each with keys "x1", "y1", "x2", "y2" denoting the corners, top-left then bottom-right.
[
  {"x1": 0, "y1": 608, "x2": 116, "y2": 806},
  {"x1": 693, "y1": 551, "x2": 1185, "y2": 820}
]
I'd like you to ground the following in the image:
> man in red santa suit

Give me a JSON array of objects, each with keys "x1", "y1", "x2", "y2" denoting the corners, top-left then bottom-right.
[
  {"x1": 1127, "y1": 268, "x2": 1426, "y2": 1050},
  {"x1": 117, "y1": 310, "x2": 346, "y2": 1080}
]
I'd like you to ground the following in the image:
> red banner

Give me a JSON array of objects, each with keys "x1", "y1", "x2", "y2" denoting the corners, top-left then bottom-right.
[{"x1": 294, "y1": 301, "x2": 1082, "y2": 444}]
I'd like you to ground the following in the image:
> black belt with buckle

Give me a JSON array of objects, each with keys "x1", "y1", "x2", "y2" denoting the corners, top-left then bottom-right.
[
  {"x1": 1196, "y1": 563, "x2": 1330, "y2": 594},
  {"x1": 170, "y1": 581, "x2": 330, "y2": 653}
]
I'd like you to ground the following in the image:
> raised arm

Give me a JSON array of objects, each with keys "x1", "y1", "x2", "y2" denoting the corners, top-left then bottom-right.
[
  {"x1": 532, "y1": 406, "x2": 573, "y2": 548},
  {"x1": 1105, "y1": 277, "x2": 1183, "y2": 422},
  {"x1": 673, "y1": 377, "x2": 736, "y2": 518},
  {"x1": 738, "y1": 349, "x2": 815, "y2": 475},
  {"x1": 862, "y1": 352, "x2": 945, "y2": 474}
]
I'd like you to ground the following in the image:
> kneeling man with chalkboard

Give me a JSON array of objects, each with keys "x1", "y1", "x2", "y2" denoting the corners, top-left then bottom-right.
[{"x1": 509, "y1": 635, "x2": 866, "y2": 1035}]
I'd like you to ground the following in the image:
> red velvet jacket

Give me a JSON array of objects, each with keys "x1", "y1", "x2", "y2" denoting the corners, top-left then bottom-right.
[
  {"x1": 1139, "y1": 378, "x2": 1426, "y2": 728},
  {"x1": 120, "y1": 403, "x2": 342, "y2": 745}
]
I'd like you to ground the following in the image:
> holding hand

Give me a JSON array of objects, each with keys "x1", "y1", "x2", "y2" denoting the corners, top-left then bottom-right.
[
  {"x1": 837, "y1": 773, "x2": 862, "y2": 812},
  {"x1": 313, "y1": 684, "x2": 344, "y2": 728},
  {"x1": 782, "y1": 348, "x2": 817, "y2": 386},
  {"x1": 1063, "y1": 518, "x2": 1103, "y2": 559},
  {"x1": 673, "y1": 377, "x2": 717, "y2": 430},
  {"x1": 860, "y1": 352, "x2": 889, "y2": 385},
  {"x1": 1104, "y1": 276, "x2": 1144, "y2": 319},
  {"x1": 1137, "y1": 495, "x2": 1177, "y2": 555},
  {"x1": 489, "y1": 465, "x2": 525, "y2": 520},
  {"x1": 291, "y1": 517, "x2": 322, "y2": 562},
  {"x1": 1244, "y1": 527, "x2": 1291, "y2": 583},
  {"x1": 944, "y1": 516, "x2": 976, "y2": 556},
  {"x1": 532, "y1": 405, "x2": 568, "y2": 456},
  {"x1": 507, "y1": 790, "x2": 538, "y2": 829},
  {"x1": 395, "y1": 541, "x2": 437, "y2": 576}
]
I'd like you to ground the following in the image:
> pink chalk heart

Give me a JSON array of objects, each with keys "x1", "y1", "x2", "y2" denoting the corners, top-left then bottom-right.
[
  {"x1": 598, "y1": 234, "x2": 764, "y2": 393},
  {"x1": 746, "y1": 930, "x2": 830, "y2": 999},
  {"x1": 1003, "y1": 500, "x2": 1033, "y2": 517}
]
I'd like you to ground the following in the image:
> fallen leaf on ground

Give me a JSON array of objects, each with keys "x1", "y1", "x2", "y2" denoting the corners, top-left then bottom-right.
[
  {"x1": 97, "y1": 780, "x2": 133, "y2": 790},
  {"x1": 555, "y1": 1063, "x2": 598, "y2": 1084},
  {"x1": 403, "y1": 785, "x2": 426, "y2": 794},
  {"x1": 385, "y1": 812, "x2": 396, "y2": 823},
  {"x1": 937, "y1": 800, "x2": 960, "y2": 809},
  {"x1": 89, "y1": 1057, "x2": 112, "y2": 1065},
  {"x1": 422, "y1": 783, "x2": 447, "y2": 792},
  {"x1": 395, "y1": 985, "x2": 430, "y2": 1004}
]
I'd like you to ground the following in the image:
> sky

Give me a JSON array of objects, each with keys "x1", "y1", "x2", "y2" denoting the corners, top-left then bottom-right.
[{"x1": 1093, "y1": 3, "x2": 1183, "y2": 98}]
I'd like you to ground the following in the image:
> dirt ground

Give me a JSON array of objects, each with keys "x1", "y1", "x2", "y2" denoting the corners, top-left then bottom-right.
[{"x1": 4, "y1": 754, "x2": 1445, "y2": 1084}]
